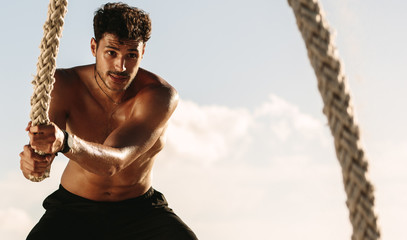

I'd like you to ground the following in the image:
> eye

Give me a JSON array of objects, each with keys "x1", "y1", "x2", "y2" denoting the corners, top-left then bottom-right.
[
  {"x1": 107, "y1": 51, "x2": 117, "y2": 57},
  {"x1": 128, "y1": 53, "x2": 138, "y2": 59}
]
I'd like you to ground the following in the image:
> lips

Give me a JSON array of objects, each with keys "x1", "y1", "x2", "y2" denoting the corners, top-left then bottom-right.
[{"x1": 109, "y1": 74, "x2": 129, "y2": 83}]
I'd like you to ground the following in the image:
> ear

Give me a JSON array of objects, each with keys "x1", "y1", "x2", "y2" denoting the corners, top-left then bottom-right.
[
  {"x1": 90, "y1": 38, "x2": 97, "y2": 57},
  {"x1": 141, "y1": 44, "x2": 146, "y2": 57}
]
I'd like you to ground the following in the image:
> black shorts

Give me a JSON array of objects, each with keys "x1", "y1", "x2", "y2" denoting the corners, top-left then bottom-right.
[{"x1": 27, "y1": 185, "x2": 197, "y2": 240}]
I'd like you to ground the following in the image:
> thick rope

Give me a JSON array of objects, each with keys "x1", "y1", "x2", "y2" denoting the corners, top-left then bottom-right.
[
  {"x1": 287, "y1": 0, "x2": 380, "y2": 239},
  {"x1": 29, "y1": 0, "x2": 68, "y2": 182}
]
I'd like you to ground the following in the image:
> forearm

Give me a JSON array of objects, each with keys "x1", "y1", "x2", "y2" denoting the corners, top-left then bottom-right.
[{"x1": 64, "y1": 134, "x2": 137, "y2": 176}]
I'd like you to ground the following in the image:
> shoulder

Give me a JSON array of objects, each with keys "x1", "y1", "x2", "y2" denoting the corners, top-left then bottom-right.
[
  {"x1": 132, "y1": 68, "x2": 179, "y2": 117},
  {"x1": 49, "y1": 66, "x2": 90, "y2": 124},
  {"x1": 53, "y1": 65, "x2": 94, "y2": 96},
  {"x1": 54, "y1": 65, "x2": 92, "y2": 87},
  {"x1": 51, "y1": 65, "x2": 94, "y2": 108},
  {"x1": 135, "y1": 68, "x2": 179, "y2": 108},
  {"x1": 51, "y1": 68, "x2": 75, "y2": 99}
]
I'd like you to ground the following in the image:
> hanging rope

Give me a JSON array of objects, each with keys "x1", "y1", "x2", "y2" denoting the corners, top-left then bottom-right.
[
  {"x1": 29, "y1": 0, "x2": 68, "y2": 182},
  {"x1": 287, "y1": 0, "x2": 380, "y2": 239}
]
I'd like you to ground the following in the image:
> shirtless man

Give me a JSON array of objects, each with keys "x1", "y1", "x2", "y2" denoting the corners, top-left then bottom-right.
[{"x1": 19, "y1": 3, "x2": 197, "y2": 239}]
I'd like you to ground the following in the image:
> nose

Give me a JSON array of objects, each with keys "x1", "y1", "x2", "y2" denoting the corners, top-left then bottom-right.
[{"x1": 114, "y1": 58, "x2": 126, "y2": 72}]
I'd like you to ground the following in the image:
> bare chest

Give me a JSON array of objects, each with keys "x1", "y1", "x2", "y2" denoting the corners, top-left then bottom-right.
[{"x1": 67, "y1": 99, "x2": 134, "y2": 143}]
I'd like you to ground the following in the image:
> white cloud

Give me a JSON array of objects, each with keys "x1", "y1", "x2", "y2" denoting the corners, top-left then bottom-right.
[
  {"x1": 161, "y1": 94, "x2": 331, "y2": 166},
  {"x1": 254, "y1": 94, "x2": 328, "y2": 143},
  {"x1": 162, "y1": 100, "x2": 253, "y2": 165}
]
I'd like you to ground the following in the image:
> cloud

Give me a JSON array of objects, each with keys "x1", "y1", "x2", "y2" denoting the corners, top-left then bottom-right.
[
  {"x1": 162, "y1": 100, "x2": 253, "y2": 165},
  {"x1": 254, "y1": 94, "x2": 328, "y2": 143},
  {"x1": 161, "y1": 94, "x2": 331, "y2": 166}
]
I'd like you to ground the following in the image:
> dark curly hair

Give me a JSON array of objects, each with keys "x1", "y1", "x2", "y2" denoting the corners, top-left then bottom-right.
[{"x1": 93, "y1": 2, "x2": 151, "y2": 44}]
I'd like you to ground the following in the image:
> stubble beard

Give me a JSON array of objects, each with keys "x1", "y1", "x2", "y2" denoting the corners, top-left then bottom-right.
[{"x1": 95, "y1": 62, "x2": 133, "y2": 92}]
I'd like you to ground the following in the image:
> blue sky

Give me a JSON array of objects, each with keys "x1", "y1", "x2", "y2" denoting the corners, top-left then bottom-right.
[{"x1": 1, "y1": 0, "x2": 406, "y2": 239}]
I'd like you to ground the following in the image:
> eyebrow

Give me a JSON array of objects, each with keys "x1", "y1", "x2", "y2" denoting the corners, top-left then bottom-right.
[{"x1": 105, "y1": 45, "x2": 139, "y2": 52}]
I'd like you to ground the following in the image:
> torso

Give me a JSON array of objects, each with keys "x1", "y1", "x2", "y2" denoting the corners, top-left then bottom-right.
[{"x1": 55, "y1": 64, "x2": 168, "y2": 201}]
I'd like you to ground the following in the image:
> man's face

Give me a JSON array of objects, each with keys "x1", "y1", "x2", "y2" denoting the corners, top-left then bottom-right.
[{"x1": 91, "y1": 33, "x2": 145, "y2": 92}]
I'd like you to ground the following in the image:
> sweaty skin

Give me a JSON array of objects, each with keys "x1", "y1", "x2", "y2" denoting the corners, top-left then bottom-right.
[{"x1": 20, "y1": 33, "x2": 178, "y2": 201}]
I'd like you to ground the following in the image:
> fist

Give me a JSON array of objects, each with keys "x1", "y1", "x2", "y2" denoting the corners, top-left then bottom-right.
[
  {"x1": 27, "y1": 121, "x2": 65, "y2": 154},
  {"x1": 19, "y1": 145, "x2": 55, "y2": 180}
]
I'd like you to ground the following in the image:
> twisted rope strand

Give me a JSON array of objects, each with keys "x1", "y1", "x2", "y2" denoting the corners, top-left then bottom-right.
[
  {"x1": 287, "y1": 0, "x2": 380, "y2": 239},
  {"x1": 29, "y1": 0, "x2": 68, "y2": 182}
]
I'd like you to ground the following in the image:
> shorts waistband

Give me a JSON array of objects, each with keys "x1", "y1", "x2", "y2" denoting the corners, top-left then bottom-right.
[{"x1": 55, "y1": 184, "x2": 155, "y2": 205}]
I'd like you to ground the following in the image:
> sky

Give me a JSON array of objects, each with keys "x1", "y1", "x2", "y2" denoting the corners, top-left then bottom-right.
[{"x1": 1, "y1": 0, "x2": 406, "y2": 239}]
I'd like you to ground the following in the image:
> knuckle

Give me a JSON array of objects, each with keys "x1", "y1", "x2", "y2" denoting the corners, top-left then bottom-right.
[{"x1": 33, "y1": 163, "x2": 41, "y2": 171}]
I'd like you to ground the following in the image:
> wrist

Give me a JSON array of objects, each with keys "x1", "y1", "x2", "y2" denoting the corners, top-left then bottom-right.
[{"x1": 58, "y1": 130, "x2": 71, "y2": 154}]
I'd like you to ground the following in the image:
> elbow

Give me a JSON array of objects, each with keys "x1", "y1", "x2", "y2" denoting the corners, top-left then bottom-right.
[
  {"x1": 104, "y1": 168, "x2": 117, "y2": 177},
  {"x1": 104, "y1": 163, "x2": 123, "y2": 177},
  {"x1": 88, "y1": 163, "x2": 122, "y2": 177},
  {"x1": 104, "y1": 149, "x2": 134, "y2": 176},
  {"x1": 98, "y1": 149, "x2": 135, "y2": 177}
]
